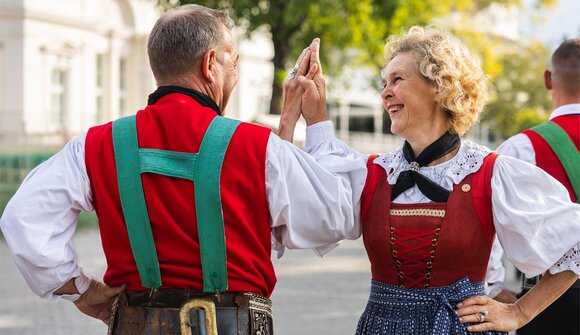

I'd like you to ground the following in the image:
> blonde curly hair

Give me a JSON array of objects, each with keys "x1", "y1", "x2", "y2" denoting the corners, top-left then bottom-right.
[{"x1": 384, "y1": 26, "x2": 488, "y2": 135}]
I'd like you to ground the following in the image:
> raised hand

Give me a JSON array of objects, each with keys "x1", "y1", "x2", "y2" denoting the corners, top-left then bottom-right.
[
  {"x1": 298, "y1": 38, "x2": 328, "y2": 125},
  {"x1": 279, "y1": 46, "x2": 312, "y2": 141}
]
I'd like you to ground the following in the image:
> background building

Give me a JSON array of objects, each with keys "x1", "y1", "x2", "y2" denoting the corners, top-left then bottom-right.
[
  {"x1": 1, "y1": 0, "x2": 578, "y2": 152},
  {"x1": 0, "y1": 0, "x2": 161, "y2": 148}
]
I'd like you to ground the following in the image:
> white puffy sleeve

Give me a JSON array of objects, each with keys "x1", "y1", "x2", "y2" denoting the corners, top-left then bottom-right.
[
  {"x1": 266, "y1": 121, "x2": 367, "y2": 257},
  {"x1": 0, "y1": 133, "x2": 93, "y2": 301},
  {"x1": 491, "y1": 155, "x2": 580, "y2": 278}
]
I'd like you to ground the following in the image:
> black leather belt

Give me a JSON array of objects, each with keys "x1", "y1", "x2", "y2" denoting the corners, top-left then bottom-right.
[{"x1": 108, "y1": 290, "x2": 273, "y2": 335}]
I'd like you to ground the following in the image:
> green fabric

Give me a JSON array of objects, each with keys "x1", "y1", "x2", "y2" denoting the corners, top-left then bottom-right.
[
  {"x1": 193, "y1": 117, "x2": 240, "y2": 293},
  {"x1": 112, "y1": 115, "x2": 240, "y2": 292},
  {"x1": 532, "y1": 121, "x2": 580, "y2": 202},
  {"x1": 112, "y1": 115, "x2": 162, "y2": 289},
  {"x1": 139, "y1": 149, "x2": 198, "y2": 181}
]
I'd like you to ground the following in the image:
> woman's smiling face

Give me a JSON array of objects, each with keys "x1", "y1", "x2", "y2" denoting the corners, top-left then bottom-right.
[{"x1": 380, "y1": 51, "x2": 446, "y2": 143}]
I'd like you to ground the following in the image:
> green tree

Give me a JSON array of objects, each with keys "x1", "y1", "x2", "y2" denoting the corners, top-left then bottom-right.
[
  {"x1": 158, "y1": 0, "x2": 553, "y2": 120},
  {"x1": 482, "y1": 41, "x2": 552, "y2": 138},
  {"x1": 159, "y1": 0, "x2": 393, "y2": 115},
  {"x1": 158, "y1": 0, "x2": 524, "y2": 115}
]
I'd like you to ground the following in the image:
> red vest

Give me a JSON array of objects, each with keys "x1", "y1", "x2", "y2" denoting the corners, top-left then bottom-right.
[
  {"x1": 522, "y1": 115, "x2": 580, "y2": 202},
  {"x1": 361, "y1": 153, "x2": 498, "y2": 288},
  {"x1": 84, "y1": 93, "x2": 276, "y2": 297}
]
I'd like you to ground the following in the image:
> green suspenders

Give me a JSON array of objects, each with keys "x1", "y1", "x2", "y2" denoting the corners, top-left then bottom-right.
[
  {"x1": 531, "y1": 121, "x2": 580, "y2": 202},
  {"x1": 112, "y1": 115, "x2": 240, "y2": 292}
]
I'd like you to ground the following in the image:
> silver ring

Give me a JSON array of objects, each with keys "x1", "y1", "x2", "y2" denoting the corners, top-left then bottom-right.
[
  {"x1": 478, "y1": 310, "x2": 488, "y2": 323},
  {"x1": 288, "y1": 65, "x2": 299, "y2": 80}
]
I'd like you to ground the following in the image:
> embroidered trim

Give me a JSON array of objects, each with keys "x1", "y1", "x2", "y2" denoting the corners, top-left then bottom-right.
[
  {"x1": 550, "y1": 242, "x2": 580, "y2": 275},
  {"x1": 390, "y1": 209, "x2": 446, "y2": 217},
  {"x1": 248, "y1": 293, "x2": 273, "y2": 335},
  {"x1": 374, "y1": 141, "x2": 491, "y2": 203},
  {"x1": 247, "y1": 293, "x2": 273, "y2": 317}
]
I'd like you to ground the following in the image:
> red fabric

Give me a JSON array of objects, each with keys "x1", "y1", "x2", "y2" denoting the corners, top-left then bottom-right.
[
  {"x1": 361, "y1": 153, "x2": 497, "y2": 287},
  {"x1": 391, "y1": 227, "x2": 440, "y2": 287},
  {"x1": 85, "y1": 93, "x2": 275, "y2": 297},
  {"x1": 471, "y1": 153, "x2": 499, "y2": 241},
  {"x1": 523, "y1": 115, "x2": 580, "y2": 202},
  {"x1": 361, "y1": 154, "x2": 380, "y2": 221}
]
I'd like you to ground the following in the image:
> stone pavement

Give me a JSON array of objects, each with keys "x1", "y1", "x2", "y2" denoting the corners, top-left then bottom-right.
[{"x1": 0, "y1": 229, "x2": 518, "y2": 335}]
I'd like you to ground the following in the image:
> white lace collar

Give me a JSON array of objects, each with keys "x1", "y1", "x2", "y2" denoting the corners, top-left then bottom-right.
[{"x1": 373, "y1": 140, "x2": 492, "y2": 192}]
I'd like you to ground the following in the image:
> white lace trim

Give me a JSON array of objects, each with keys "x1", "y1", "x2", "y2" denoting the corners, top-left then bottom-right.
[
  {"x1": 549, "y1": 242, "x2": 580, "y2": 276},
  {"x1": 373, "y1": 141, "x2": 491, "y2": 202}
]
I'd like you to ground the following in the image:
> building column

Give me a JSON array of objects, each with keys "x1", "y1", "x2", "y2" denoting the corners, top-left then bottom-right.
[{"x1": 105, "y1": 29, "x2": 121, "y2": 121}]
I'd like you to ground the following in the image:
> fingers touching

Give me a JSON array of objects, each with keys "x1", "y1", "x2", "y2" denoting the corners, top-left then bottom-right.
[{"x1": 309, "y1": 38, "x2": 322, "y2": 74}]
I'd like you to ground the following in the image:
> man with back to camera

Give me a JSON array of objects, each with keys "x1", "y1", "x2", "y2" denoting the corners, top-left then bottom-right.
[
  {"x1": 0, "y1": 4, "x2": 365, "y2": 334},
  {"x1": 487, "y1": 38, "x2": 580, "y2": 335}
]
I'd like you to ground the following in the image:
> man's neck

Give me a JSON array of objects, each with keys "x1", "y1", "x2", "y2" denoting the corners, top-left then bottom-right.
[{"x1": 551, "y1": 92, "x2": 580, "y2": 109}]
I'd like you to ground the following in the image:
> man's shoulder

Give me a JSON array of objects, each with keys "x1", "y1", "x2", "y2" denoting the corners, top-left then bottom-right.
[
  {"x1": 235, "y1": 120, "x2": 272, "y2": 139},
  {"x1": 86, "y1": 121, "x2": 114, "y2": 140},
  {"x1": 495, "y1": 133, "x2": 534, "y2": 163}
]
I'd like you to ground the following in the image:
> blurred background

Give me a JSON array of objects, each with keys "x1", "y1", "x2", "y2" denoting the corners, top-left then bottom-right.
[{"x1": 0, "y1": 0, "x2": 577, "y2": 334}]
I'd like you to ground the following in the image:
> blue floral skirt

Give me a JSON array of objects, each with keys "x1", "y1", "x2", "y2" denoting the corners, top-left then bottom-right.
[{"x1": 355, "y1": 278, "x2": 507, "y2": 335}]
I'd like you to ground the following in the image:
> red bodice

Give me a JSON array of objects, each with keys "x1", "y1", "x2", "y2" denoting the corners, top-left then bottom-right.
[{"x1": 361, "y1": 153, "x2": 498, "y2": 288}]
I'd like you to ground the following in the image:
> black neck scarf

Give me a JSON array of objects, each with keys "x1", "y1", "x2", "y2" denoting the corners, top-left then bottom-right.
[
  {"x1": 147, "y1": 85, "x2": 222, "y2": 116},
  {"x1": 391, "y1": 132, "x2": 461, "y2": 202}
]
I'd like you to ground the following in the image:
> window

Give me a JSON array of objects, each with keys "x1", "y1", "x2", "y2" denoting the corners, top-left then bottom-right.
[
  {"x1": 119, "y1": 58, "x2": 127, "y2": 116},
  {"x1": 95, "y1": 54, "x2": 104, "y2": 123},
  {"x1": 50, "y1": 69, "x2": 67, "y2": 130}
]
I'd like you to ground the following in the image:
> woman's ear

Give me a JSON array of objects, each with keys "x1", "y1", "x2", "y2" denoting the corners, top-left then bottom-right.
[{"x1": 201, "y1": 49, "x2": 218, "y2": 83}]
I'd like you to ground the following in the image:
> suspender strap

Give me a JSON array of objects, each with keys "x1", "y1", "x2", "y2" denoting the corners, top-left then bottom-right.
[
  {"x1": 193, "y1": 117, "x2": 240, "y2": 293},
  {"x1": 531, "y1": 121, "x2": 580, "y2": 202},
  {"x1": 112, "y1": 115, "x2": 162, "y2": 289},
  {"x1": 112, "y1": 115, "x2": 240, "y2": 292}
]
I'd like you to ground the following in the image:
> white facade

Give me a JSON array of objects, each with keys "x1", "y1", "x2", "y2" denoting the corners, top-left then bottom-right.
[
  {"x1": 0, "y1": 0, "x2": 158, "y2": 147},
  {"x1": 1, "y1": 1, "x2": 519, "y2": 152},
  {"x1": 0, "y1": 0, "x2": 279, "y2": 149},
  {"x1": 230, "y1": 28, "x2": 275, "y2": 122}
]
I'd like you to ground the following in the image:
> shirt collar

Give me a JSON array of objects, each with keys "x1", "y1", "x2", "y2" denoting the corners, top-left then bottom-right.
[
  {"x1": 549, "y1": 104, "x2": 580, "y2": 120},
  {"x1": 147, "y1": 85, "x2": 222, "y2": 115}
]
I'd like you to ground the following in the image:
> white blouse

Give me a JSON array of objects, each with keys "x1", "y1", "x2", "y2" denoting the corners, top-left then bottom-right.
[
  {"x1": 485, "y1": 103, "x2": 580, "y2": 286},
  {"x1": 0, "y1": 129, "x2": 366, "y2": 301},
  {"x1": 305, "y1": 121, "x2": 580, "y2": 279}
]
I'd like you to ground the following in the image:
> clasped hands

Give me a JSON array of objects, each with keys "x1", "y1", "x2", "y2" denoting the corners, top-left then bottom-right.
[{"x1": 279, "y1": 38, "x2": 328, "y2": 142}]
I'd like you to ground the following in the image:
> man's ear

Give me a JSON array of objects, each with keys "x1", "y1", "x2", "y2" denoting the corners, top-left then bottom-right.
[
  {"x1": 201, "y1": 49, "x2": 218, "y2": 83},
  {"x1": 544, "y1": 69, "x2": 553, "y2": 90}
]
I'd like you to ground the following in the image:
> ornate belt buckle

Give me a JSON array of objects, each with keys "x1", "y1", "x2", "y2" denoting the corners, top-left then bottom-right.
[{"x1": 179, "y1": 298, "x2": 218, "y2": 335}]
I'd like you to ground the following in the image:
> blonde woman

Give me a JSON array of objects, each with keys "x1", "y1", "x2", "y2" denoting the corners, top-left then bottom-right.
[{"x1": 280, "y1": 27, "x2": 580, "y2": 334}]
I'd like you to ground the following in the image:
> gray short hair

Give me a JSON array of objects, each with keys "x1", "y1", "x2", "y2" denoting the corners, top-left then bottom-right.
[{"x1": 147, "y1": 4, "x2": 234, "y2": 82}]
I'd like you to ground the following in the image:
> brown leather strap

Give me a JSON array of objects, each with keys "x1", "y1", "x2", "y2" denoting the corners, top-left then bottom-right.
[
  {"x1": 109, "y1": 291, "x2": 273, "y2": 335},
  {"x1": 126, "y1": 289, "x2": 241, "y2": 308}
]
